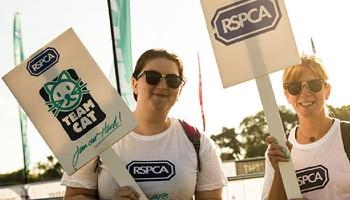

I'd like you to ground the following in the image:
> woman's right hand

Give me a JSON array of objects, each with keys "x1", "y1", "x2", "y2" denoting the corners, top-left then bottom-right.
[
  {"x1": 266, "y1": 136, "x2": 292, "y2": 171},
  {"x1": 112, "y1": 186, "x2": 140, "y2": 200}
]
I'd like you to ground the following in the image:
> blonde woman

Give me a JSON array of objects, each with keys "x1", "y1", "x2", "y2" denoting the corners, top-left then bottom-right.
[{"x1": 262, "y1": 55, "x2": 350, "y2": 200}]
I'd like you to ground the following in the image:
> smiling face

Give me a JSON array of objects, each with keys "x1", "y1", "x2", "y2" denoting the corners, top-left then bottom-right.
[
  {"x1": 132, "y1": 57, "x2": 182, "y2": 114},
  {"x1": 283, "y1": 56, "x2": 331, "y2": 119},
  {"x1": 285, "y1": 68, "x2": 330, "y2": 118}
]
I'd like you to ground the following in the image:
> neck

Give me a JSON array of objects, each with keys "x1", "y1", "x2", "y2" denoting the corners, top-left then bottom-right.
[
  {"x1": 133, "y1": 108, "x2": 170, "y2": 136},
  {"x1": 297, "y1": 115, "x2": 333, "y2": 143}
]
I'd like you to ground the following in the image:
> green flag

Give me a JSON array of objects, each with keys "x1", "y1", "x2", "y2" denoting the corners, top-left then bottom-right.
[
  {"x1": 13, "y1": 12, "x2": 30, "y2": 183},
  {"x1": 108, "y1": 0, "x2": 134, "y2": 109}
]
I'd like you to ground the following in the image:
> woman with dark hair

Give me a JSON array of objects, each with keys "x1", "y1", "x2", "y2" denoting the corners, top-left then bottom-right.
[{"x1": 61, "y1": 49, "x2": 227, "y2": 199}]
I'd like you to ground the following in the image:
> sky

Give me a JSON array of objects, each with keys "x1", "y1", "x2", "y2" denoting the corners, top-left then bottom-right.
[{"x1": 0, "y1": 0, "x2": 350, "y2": 173}]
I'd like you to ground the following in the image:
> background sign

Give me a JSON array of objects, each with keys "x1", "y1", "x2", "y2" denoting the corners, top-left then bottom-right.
[
  {"x1": 2, "y1": 28, "x2": 137, "y2": 175},
  {"x1": 201, "y1": 0, "x2": 300, "y2": 87}
]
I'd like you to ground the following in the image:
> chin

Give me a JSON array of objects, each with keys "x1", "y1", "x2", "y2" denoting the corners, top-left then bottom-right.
[
  {"x1": 151, "y1": 103, "x2": 168, "y2": 112},
  {"x1": 299, "y1": 111, "x2": 322, "y2": 119},
  {"x1": 299, "y1": 113, "x2": 313, "y2": 119}
]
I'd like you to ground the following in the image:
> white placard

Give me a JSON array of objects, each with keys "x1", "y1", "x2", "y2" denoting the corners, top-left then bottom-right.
[
  {"x1": 2, "y1": 28, "x2": 136, "y2": 175},
  {"x1": 201, "y1": 0, "x2": 300, "y2": 87},
  {"x1": 201, "y1": 0, "x2": 302, "y2": 198}
]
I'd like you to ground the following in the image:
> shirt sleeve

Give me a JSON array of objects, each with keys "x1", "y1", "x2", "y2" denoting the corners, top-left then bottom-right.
[
  {"x1": 60, "y1": 157, "x2": 98, "y2": 189},
  {"x1": 196, "y1": 133, "x2": 228, "y2": 191}
]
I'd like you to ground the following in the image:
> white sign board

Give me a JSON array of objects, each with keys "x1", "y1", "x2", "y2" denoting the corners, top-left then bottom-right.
[
  {"x1": 201, "y1": 0, "x2": 300, "y2": 87},
  {"x1": 2, "y1": 28, "x2": 137, "y2": 175},
  {"x1": 201, "y1": 0, "x2": 303, "y2": 198}
]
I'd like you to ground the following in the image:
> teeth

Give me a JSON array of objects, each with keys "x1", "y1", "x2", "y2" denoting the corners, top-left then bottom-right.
[{"x1": 300, "y1": 102, "x2": 313, "y2": 106}]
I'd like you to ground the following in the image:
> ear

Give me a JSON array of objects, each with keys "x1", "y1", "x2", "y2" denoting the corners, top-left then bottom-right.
[{"x1": 131, "y1": 77, "x2": 138, "y2": 96}]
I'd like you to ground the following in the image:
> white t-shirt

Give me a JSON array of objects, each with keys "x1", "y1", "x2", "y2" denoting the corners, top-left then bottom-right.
[
  {"x1": 262, "y1": 118, "x2": 350, "y2": 200},
  {"x1": 61, "y1": 118, "x2": 227, "y2": 199}
]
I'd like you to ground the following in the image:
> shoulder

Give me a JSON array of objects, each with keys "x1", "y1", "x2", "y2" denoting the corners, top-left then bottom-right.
[
  {"x1": 174, "y1": 118, "x2": 211, "y2": 143},
  {"x1": 174, "y1": 119, "x2": 214, "y2": 147},
  {"x1": 176, "y1": 119, "x2": 201, "y2": 134},
  {"x1": 333, "y1": 118, "x2": 349, "y2": 134}
]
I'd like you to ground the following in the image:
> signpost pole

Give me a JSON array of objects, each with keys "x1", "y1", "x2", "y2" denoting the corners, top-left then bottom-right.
[
  {"x1": 255, "y1": 75, "x2": 302, "y2": 199},
  {"x1": 100, "y1": 148, "x2": 148, "y2": 200}
]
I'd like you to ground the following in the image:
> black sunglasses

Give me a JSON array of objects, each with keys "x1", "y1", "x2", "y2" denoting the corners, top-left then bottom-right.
[
  {"x1": 284, "y1": 79, "x2": 325, "y2": 95},
  {"x1": 136, "y1": 70, "x2": 184, "y2": 89}
]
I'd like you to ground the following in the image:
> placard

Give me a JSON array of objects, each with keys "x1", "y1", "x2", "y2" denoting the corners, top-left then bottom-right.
[{"x1": 2, "y1": 28, "x2": 137, "y2": 175}]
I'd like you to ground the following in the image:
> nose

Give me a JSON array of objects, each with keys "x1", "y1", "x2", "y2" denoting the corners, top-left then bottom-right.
[
  {"x1": 300, "y1": 82, "x2": 311, "y2": 95},
  {"x1": 156, "y1": 77, "x2": 168, "y2": 88}
]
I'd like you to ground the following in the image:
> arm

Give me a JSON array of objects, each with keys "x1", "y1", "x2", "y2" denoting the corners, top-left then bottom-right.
[
  {"x1": 65, "y1": 185, "x2": 140, "y2": 200},
  {"x1": 267, "y1": 171, "x2": 287, "y2": 200},
  {"x1": 64, "y1": 186, "x2": 98, "y2": 200},
  {"x1": 194, "y1": 134, "x2": 227, "y2": 200},
  {"x1": 195, "y1": 188, "x2": 223, "y2": 200},
  {"x1": 61, "y1": 158, "x2": 100, "y2": 199},
  {"x1": 268, "y1": 174, "x2": 308, "y2": 200},
  {"x1": 265, "y1": 136, "x2": 291, "y2": 200}
]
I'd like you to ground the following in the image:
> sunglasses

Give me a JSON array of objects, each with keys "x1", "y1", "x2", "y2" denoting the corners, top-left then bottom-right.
[
  {"x1": 136, "y1": 70, "x2": 184, "y2": 89},
  {"x1": 284, "y1": 79, "x2": 325, "y2": 95}
]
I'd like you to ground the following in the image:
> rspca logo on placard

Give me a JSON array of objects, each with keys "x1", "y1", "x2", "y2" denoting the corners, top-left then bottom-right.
[
  {"x1": 296, "y1": 165, "x2": 329, "y2": 193},
  {"x1": 39, "y1": 69, "x2": 106, "y2": 141},
  {"x1": 27, "y1": 47, "x2": 59, "y2": 76},
  {"x1": 127, "y1": 161, "x2": 175, "y2": 182},
  {"x1": 211, "y1": 0, "x2": 282, "y2": 45}
]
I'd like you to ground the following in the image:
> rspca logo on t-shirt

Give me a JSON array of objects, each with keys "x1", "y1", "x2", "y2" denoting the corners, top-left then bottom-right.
[
  {"x1": 296, "y1": 165, "x2": 329, "y2": 193},
  {"x1": 127, "y1": 160, "x2": 175, "y2": 182},
  {"x1": 39, "y1": 69, "x2": 106, "y2": 141},
  {"x1": 211, "y1": 0, "x2": 281, "y2": 45}
]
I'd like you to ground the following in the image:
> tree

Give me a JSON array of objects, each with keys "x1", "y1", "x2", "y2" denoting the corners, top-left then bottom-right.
[
  {"x1": 0, "y1": 155, "x2": 63, "y2": 185},
  {"x1": 239, "y1": 106, "x2": 298, "y2": 158},
  {"x1": 239, "y1": 110, "x2": 268, "y2": 158},
  {"x1": 328, "y1": 105, "x2": 350, "y2": 121},
  {"x1": 210, "y1": 104, "x2": 350, "y2": 160},
  {"x1": 33, "y1": 155, "x2": 63, "y2": 181},
  {"x1": 0, "y1": 169, "x2": 24, "y2": 186},
  {"x1": 210, "y1": 127, "x2": 242, "y2": 160}
]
